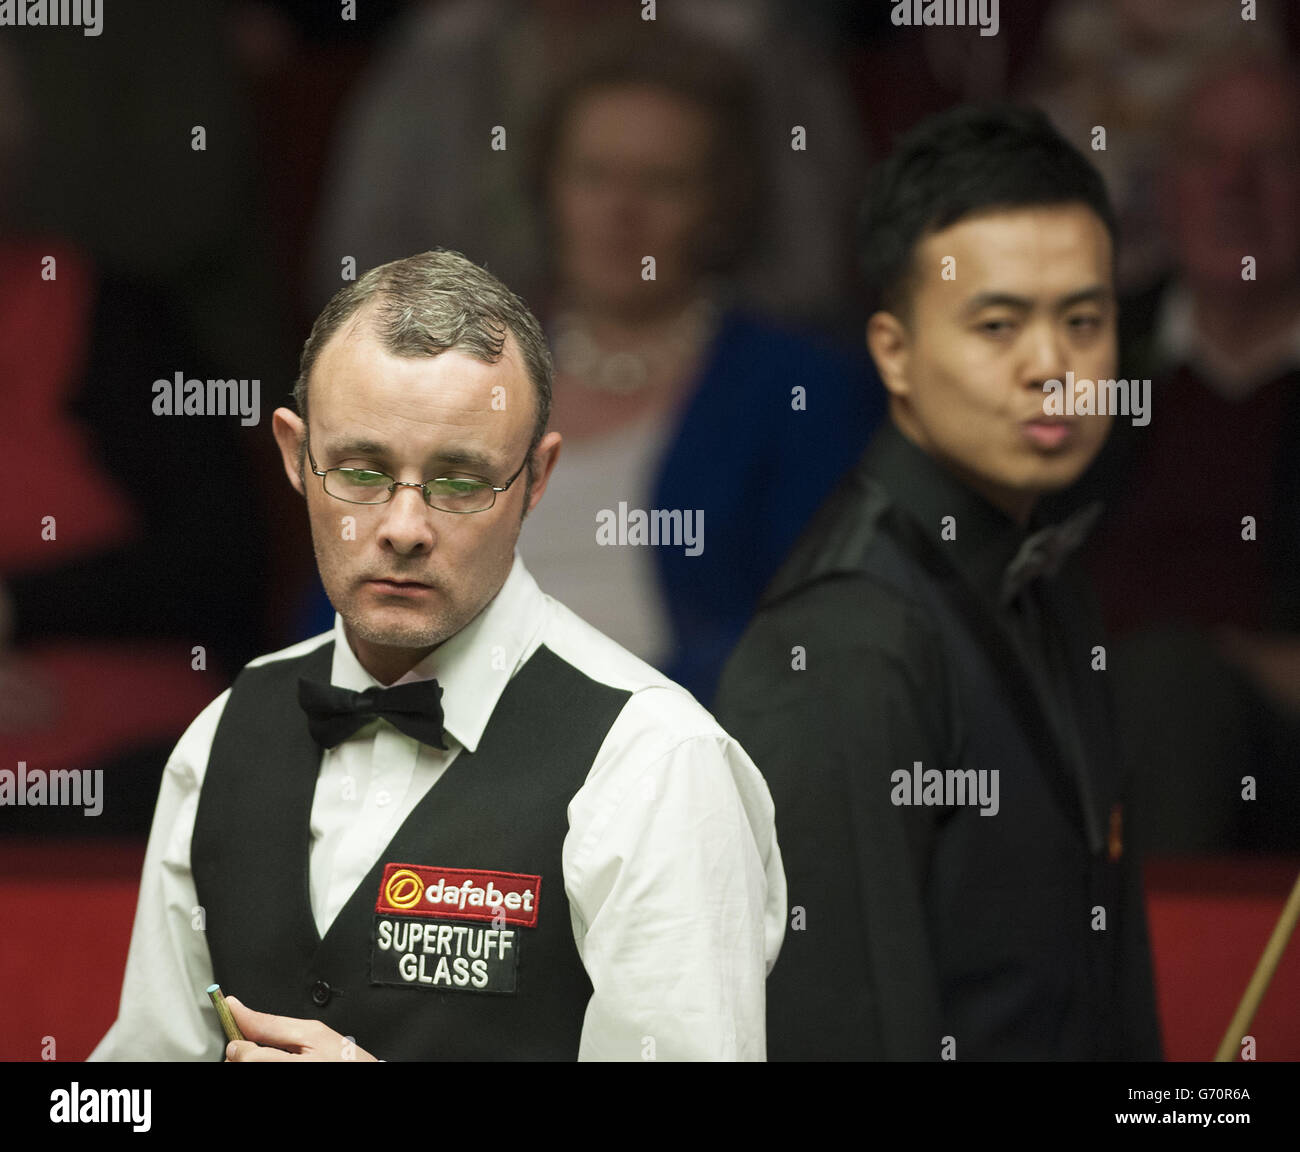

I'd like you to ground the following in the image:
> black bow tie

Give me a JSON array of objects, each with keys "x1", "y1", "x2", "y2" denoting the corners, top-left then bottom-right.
[
  {"x1": 298, "y1": 677, "x2": 448, "y2": 750},
  {"x1": 1000, "y1": 501, "x2": 1104, "y2": 607}
]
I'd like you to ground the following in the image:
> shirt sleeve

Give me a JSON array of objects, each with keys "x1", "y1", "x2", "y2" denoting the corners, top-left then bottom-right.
[
  {"x1": 712, "y1": 574, "x2": 951, "y2": 1059},
  {"x1": 87, "y1": 690, "x2": 232, "y2": 1061},
  {"x1": 564, "y1": 709, "x2": 785, "y2": 1062}
]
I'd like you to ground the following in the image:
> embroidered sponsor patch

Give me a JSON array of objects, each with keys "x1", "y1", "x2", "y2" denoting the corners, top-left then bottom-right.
[
  {"x1": 370, "y1": 864, "x2": 541, "y2": 995},
  {"x1": 375, "y1": 862, "x2": 540, "y2": 927},
  {"x1": 371, "y1": 915, "x2": 522, "y2": 992}
]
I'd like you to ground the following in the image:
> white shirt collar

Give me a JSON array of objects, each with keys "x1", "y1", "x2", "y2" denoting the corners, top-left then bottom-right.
[{"x1": 328, "y1": 553, "x2": 548, "y2": 753}]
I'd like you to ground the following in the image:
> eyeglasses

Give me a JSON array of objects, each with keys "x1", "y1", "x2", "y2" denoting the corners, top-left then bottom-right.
[{"x1": 306, "y1": 438, "x2": 531, "y2": 514}]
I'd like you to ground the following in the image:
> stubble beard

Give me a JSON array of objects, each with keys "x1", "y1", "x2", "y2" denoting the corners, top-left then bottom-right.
[
  {"x1": 312, "y1": 540, "x2": 471, "y2": 654},
  {"x1": 340, "y1": 599, "x2": 462, "y2": 653},
  {"x1": 323, "y1": 561, "x2": 503, "y2": 656},
  {"x1": 306, "y1": 493, "x2": 520, "y2": 656}
]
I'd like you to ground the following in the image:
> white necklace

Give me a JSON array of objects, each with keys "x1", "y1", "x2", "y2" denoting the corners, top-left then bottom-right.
[{"x1": 551, "y1": 297, "x2": 718, "y2": 395}]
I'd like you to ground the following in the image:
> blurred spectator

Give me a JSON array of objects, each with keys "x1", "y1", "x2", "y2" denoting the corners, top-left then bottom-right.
[
  {"x1": 1072, "y1": 53, "x2": 1300, "y2": 852},
  {"x1": 518, "y1": 35, "x2": 881, "y2": 704},
  {"x1": 307, "y1": 0, "x2": 868, "y2": 335},
  {"x1": 1020, "y1": 0, "x2": 1287, "y2": 292},
  {"x1": 9, "y1": 0, "x2": 283, "y2": 375},
  {"x1": 0, "y1": 44, "x2": 267, "y2": 836},
  {"x1": 847, "y1": 2, "x2": 1054, "y2": 159}
]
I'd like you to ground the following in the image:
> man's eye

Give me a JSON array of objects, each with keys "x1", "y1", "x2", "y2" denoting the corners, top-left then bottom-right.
[
  {"x1": 979, "y1": 319, "x2": 1016, "y2": 335},
  {"x1": 432, "y1": 479, "x2": 485, "y2": 495},
  {"x1": 1068, "y1": 314, "x2": 1103, "y2": 331},
  {"x1": 340, "y1": 469, "x2": 389, "y2": 485}
]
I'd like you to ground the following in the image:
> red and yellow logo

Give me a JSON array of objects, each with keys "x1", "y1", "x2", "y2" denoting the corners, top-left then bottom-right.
[
  {"x1": 384, "y1": 868, "x2": 425, "y2": 910},
  {"x1": 375, "y1": 862, "x2": 541, "y2": 927}
]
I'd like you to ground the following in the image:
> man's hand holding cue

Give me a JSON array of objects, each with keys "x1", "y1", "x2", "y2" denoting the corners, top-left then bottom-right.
[{"x1": 223, "y1": 996, "x2": 379, "y2": 1062}]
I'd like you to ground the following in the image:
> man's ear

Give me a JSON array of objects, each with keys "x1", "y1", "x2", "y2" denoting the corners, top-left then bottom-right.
[
  {"x1": 271, "y1": 407, "x2": 307, "y2": 497},
  {"x1": 866, "y1": 310, "x2": 912, "y2": 404},
  {"x1": 522, "y1": 431, "x2": 562, "y2": 518}
]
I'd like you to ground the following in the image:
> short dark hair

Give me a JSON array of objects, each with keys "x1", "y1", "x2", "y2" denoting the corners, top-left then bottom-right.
[
  {"x1": 294, "y1": 249, "x2": 552, "y2": 483},
  {"x1": 859, "y1": 105, "x2": 1117, "y2": 317}
]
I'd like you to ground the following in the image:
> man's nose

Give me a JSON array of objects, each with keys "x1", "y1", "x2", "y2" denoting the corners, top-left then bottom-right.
[
  {"x1": 376, "y1": 484, "x2": 436, "y2": 553},
  {"x1": 1022, "y1": 320, "x2": 1069, "y2": 391}
]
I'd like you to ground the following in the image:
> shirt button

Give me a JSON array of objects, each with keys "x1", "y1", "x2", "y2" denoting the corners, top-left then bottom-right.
[
  {"x1": 375, "y1": 789, "x2": 391, "y2": 807},
  {"x1": 310, "y1": 980, "x2": 332, "y2": 1007}
]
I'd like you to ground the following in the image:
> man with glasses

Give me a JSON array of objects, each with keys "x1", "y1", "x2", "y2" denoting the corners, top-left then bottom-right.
[{"x1": 90, "y1": 249, "x2": 784, "y2": 1062}]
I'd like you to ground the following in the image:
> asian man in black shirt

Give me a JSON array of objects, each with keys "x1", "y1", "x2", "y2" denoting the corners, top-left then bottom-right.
[{"x1": 715, "y1": 105, "x2": 1162, "y2": 1061}]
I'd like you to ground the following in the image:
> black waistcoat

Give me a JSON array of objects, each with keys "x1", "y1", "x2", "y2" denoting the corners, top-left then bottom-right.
[{"x1": 192, "y1": 640, "x2": 631, "y2": 1060}]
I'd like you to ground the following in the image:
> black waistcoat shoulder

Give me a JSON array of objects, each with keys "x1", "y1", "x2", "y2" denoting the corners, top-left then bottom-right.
[{"x1": 192, "y1": 639, "x2": 631, "y2": 1060}]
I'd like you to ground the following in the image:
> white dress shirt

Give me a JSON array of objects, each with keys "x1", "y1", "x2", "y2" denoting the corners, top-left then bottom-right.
[{"x1": 89, "y1": 554, "x2": 785, "y2": 1061}]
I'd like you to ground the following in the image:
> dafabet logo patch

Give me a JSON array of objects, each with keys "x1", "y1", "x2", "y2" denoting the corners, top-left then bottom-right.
[{"x1": 370, "y1": 863, "x2": 542, "y2": 994}]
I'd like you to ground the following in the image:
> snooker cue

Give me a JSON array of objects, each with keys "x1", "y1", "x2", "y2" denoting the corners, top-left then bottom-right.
[{"x1": 1213, "y1": 866, "x2": 1300, "y2": 1061}]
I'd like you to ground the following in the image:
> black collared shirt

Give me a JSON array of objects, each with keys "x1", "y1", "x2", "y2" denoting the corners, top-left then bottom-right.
[
  {"x1": 867, "y1": 426, "x2": 1110, "y2": 853},
  {"x1": 715, "y1": 420, "x2": 1162, "y2": 1060}
]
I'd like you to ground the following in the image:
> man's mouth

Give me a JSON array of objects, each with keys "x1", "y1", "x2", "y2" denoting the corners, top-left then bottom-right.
[
  {"x1": 1021, "y1": 418, "x2": 1075, "y2": 449},
  {"x1": 366, "y1": 578, "x2": 434, "y2": 595}
]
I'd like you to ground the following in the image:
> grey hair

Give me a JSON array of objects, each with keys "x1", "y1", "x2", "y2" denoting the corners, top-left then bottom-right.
[{"x1": 294, "y1": 249, "x2": 553, "y2": 466}]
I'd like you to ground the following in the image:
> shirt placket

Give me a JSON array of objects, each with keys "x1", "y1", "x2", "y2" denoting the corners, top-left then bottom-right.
[
  {"x1": 366, "y1": 722, "x2": 417, "y2": 848},
  {"x1": 324, "y1": 721, "x2": 419, "y2": 926}
]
